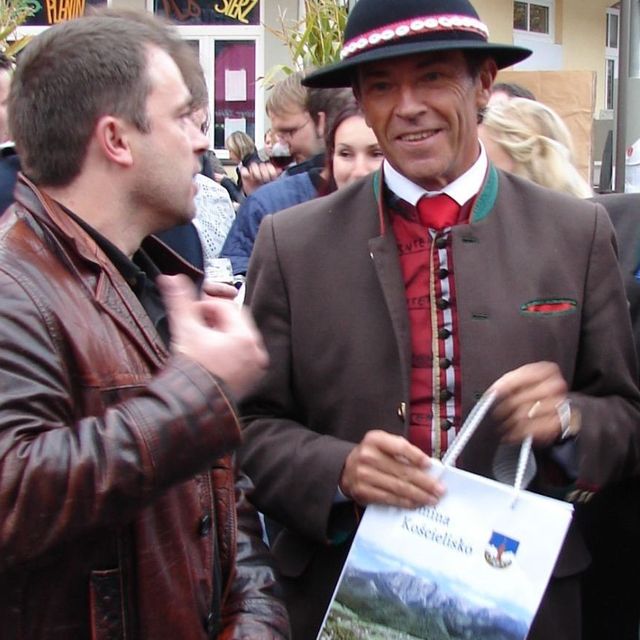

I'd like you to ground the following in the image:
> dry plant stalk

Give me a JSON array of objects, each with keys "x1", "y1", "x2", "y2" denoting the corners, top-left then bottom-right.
[
  {"x1": 263, "y1": 0, "x2": 348, "y2": 86},
  {"x1": 0, "y1": 0, "x2": 41, "y2": 58}
]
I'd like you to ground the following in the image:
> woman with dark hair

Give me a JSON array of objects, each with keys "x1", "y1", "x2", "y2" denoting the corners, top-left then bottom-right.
[
  {"x1": 221, "y1": 99, "x2": 383, "y2": 278},
  {"x1": 319, "y1": 102, "x2": 384, "y2": 195}
]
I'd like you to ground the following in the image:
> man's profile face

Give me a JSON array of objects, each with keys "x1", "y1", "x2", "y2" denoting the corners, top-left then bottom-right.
[
  {"x1": 0, "y1": 68, "x2": 11, "y2": 144},
  {"x1": 357, "y1": 50, "x2": 495, "y2": 190},
  {"x1": 269, "y1": 107, "x2": 322, "y2": 164},
  {"x1": 128, "y1": 46, "x2": 208, "y2": 231}
]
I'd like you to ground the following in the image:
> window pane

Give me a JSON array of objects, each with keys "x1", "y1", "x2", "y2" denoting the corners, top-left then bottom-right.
[
  {"x1": 514, "y1": 1, "x2": 528, "y2": 30},
  {"x1": 213, "y1": 41, "x2": 256, "y2": 149},
  {"x1": 606, "y1": 58, "x2": 616, "y2": 110},
  {"x1": 607, "y1": 13, "x2": 619, "y2": 49},
  {"x1": 529, "y1": 4, "x2": 550, "y2": 34},
  {"x1": 153, "y1": 0, "x2": 260, "y2": 26}
]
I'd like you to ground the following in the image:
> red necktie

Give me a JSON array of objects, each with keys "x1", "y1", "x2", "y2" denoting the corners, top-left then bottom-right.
[{"x1": 417, "y1": 194, "x2": 460, "y2": 230}]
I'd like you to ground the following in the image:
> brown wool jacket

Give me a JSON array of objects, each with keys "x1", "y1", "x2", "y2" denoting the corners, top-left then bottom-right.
[{"x1": 0, "y1": 175, "x2": 290, "y2": 640}]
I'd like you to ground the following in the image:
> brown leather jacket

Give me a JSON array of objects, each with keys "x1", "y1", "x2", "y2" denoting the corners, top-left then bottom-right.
[{"x1": 0, "y1": 176, "x2": 290, "y2": 639}]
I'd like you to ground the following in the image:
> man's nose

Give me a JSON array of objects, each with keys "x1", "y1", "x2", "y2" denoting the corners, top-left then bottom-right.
[
  {"x1": 192, "y1": 125, "x2": 209, "y2": 155},
  {"x1": 395, "y1": 85, "x2": 426, "y2": 119}
]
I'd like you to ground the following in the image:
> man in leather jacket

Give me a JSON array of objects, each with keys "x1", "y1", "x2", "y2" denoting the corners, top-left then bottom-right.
[{"x1": 0, "y1": 13, "x2": 289, "y2": 640}]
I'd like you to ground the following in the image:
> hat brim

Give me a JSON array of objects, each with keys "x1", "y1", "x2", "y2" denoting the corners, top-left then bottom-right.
[{"x1": 303, "y1": 40, "x2": 532, "y2": 88}]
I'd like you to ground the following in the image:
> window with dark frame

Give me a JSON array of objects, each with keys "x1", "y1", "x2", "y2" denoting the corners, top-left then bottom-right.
[
  {"x1": 605, "y1": 7, "x2": 620, "y2": 112},
  {"x1": 513, "y1": 1, "x2": 551, "y2": 36}
]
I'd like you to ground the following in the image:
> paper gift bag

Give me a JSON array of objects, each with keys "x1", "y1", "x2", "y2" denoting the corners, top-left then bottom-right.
[{"x1": 318, "y1": 392, "x2": 573, "y2": 640}]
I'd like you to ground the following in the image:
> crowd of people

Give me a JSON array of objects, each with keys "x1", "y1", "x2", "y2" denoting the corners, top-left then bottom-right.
[{"x1": 1, "y1": 0, "x2": 640, "y2": 639}]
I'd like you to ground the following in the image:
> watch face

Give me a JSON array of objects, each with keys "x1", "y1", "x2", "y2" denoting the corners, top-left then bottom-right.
[{"x1": 559, "y1": 401, "x2": 580, "y2": 440}]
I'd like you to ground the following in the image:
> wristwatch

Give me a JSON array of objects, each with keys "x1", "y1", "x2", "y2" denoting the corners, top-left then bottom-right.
[{"x1": 557, "y1": 399, "x2": 581, "y2": 441}]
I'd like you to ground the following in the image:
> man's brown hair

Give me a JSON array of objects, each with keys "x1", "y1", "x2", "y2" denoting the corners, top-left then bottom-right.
[
  {"x1": 104, "y1": 9, "x2": 208, "y2": 111},
  {"x1": 9, "y1": 14, "x2": 182, "y2": 187},
  {"x1": 265, "y1": 71, "x2": 307, "y2": 118},
  {"x1": 306, "y1": 86, "x2": 354, "y2": 131}
]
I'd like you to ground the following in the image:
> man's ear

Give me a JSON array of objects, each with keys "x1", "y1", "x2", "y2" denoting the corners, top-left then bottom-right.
[
  {"x1": 315, "y1": 110, "x2": 327, "y2": 139},
  {"x1": 477, "y1": 58, "x2": 498, "y2": 110},
  {"x1": 94, "y1": 115, "x2": 135, "y2": 168}
]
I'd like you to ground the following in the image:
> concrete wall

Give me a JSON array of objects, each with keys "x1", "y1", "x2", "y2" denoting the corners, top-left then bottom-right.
[
  {"x1": 263, "y1": 0, "x2": 299, "y2": 80},
  {"x1": 111, "y1": 0, "x2": 144, "y2": 10},
  {"x1": 473, "y1": 0, "x2": 515, "y2": 43},
  {"x1": 562, "y1": 0, "x2": 612, "y2": 114}
]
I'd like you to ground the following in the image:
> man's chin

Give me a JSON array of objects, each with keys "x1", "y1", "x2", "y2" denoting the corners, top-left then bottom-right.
[
  {"x1": 181, "y1": 196, "x2": 198, "y2": 221},
  {"x1": 168, "y1": 206, "x2": 196, "y2": 230},
  {"x1": 179, "y1": 210, "x2": 196, "y2": 226}
]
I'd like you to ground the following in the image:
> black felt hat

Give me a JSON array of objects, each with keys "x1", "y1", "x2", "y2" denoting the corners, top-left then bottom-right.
[{"x1": 303, "y1": 0, "x2": 532, "y2": 88}]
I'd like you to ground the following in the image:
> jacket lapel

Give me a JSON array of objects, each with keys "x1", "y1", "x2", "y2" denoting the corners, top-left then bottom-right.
[
  {"x1": 14, "y1": 175, "x2": 168, "y2": 366},
  {"x1": 367, "y1": 170, "x2": 412, "y2": 405}
]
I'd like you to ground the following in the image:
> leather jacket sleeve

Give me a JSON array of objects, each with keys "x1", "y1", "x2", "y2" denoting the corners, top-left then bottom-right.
[
  {"x1": 220, "y1": 471, "x2": 291, "y2": 640},
  {"x1": 0, "y1": 269, "x2": 242, "y2": 570}
]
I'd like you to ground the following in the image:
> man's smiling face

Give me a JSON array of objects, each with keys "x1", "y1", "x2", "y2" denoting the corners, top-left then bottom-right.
[{"x1": 356, "y1": 50, "x2": 495, "y2": 190}]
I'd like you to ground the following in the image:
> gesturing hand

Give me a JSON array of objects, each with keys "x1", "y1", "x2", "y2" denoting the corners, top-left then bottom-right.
[{"x1": 159, "y1": 274, "x2": 268, "y2": 400}]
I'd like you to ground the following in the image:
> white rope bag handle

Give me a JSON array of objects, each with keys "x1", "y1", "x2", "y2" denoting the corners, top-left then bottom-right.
[{"x1": 440, "y1": 389, "x2": 534, "y2": 503}]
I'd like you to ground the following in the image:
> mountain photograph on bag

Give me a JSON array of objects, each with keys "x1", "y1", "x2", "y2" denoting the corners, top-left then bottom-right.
[
  {"x1": 320, "y1": 535, "x2": 529, "y2": 640},
  {"x1": 317, "y1": 463, "x2": 572, "y2": 640}
]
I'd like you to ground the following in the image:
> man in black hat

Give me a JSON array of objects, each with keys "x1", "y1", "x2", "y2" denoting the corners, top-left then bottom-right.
[{"x1": 238, "y1": 1, "x2": 640, "y2": 638}]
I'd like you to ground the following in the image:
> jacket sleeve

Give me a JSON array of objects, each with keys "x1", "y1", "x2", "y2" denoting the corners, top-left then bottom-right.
[
  {"x1": 563, "y1": 205, "x2": 640, "y2": 495},
  {"x1": 0, "y1": 270, "x2": 242, "y2": 570},
  {"x1": 220, "y1": 471, "x2": 291, "y2": 639},
  {"x1": 237, "y1": 215, "x2": 356, "y2": 545}
]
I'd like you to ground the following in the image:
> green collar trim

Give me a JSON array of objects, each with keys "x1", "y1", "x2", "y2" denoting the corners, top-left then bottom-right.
[
  {"x1": 470, "y1": 163, "x2": 498, "y2": 223},
  {"x1": 372, "y1": 163, "x2": 498, "y2": 224},
  {"x1": 373, "y1": 168, "x2": 381, "y2": 200}
]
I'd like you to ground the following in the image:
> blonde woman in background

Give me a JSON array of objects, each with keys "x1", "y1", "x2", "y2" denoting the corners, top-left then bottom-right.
[
  {"x1": 479, "y1": 97, "x2": 593, "y2": 199},
  {"x1": 224, "y1": 131, "x2": 259, "y2": 199},
  {"x1": 226, "y1": 131, "x2": 258, "y2": 166}
]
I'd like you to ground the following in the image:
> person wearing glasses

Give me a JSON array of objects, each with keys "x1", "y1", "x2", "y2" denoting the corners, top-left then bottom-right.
[
  {"x1": 238, "y1": 72, "x2": 326, "y2": 197},
  {"x1": 219, "y1": 74, "x2": 352, "y2": 276}
]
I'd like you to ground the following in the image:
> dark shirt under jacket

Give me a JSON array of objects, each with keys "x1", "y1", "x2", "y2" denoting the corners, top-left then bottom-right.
[
  {"x1": 284, "y1": 152, "x2": 325, "y2": 177},
  {"x1": 64, "y1": 206, "x2": 169, "y2": 346},
  {"x1": 155, "y1": 223, "x2": 205, "y2": 273},
  {"x1": 0, "y1": 146, "x2": 20, "y2": 216}
]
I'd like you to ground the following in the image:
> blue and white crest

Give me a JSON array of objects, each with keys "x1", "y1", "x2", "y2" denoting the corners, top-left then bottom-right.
[{"x1": 484, "y1": 531, "x2": 520, "y2": 569}]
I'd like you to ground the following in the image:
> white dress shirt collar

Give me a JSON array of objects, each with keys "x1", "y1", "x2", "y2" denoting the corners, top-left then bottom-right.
[{"x1": 383, "y1": 142, "x2": 488, "y2": 208}]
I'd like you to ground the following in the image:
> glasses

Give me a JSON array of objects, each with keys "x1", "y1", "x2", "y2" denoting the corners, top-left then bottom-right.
[{"x1": 274, "y1": 117, "x2": 311, "y2": 140}]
